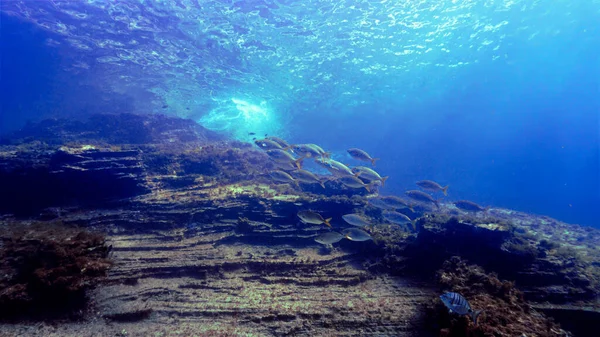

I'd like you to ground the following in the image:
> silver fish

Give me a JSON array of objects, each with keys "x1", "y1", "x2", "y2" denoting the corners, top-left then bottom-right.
[
  {"x1": 379, "y1": 196, "x2": 414, "y2": 211},
  {"x1": 454, "y1": 200, "x2": 489, "y2": 212},
  {"x1": 347, "y1": 148, "x2": 379, "y2": 166},
  {"x1": 440, "y1": 292, "x2": 482, "y2": 325},
  {"x1": 342, "y1": 214, "x2": 371, "y2": 227},
  {"x1": 368, "y1": 198, "x2": 395, "y2": 210},
  {"x1": 266, "y1": 149, "x2": 304, "y2": 169},
  {"x1": 255, "y1": 139, "x2": 283, "y2": 150},
  {"x1": 315, "y1": 231, "x2": 345, "y2": 245},
  {"x1": 314, "y1": 158, "x2": 355, "y2": 177},
  {"x1": 266, "y1": 136, "x2": 289, "y2": 148},
  {"x1": 297, "y1": 210, "x2": 332, "y2": 228},
  {"x1": 290, "y1": 169, "x2": 325, "y2": 188},
  {"x1": 337, "y1": 175, "x2": 373, "y2": 192},
  {"x1": 352, "y1": 166, "x2": 389, "y2": 186},
  {"x1": 416, "y1": 180, "x2": 449, "y2": 196},
  {"x1": 405, "y1": 190, "x2": 439, "y2": 209},
  {"x1": 342, "y1": 228, "x2": 373, "y2": 242},
  {"x1": 269, "y1": 170, "x2": 297, "y2": 185}
]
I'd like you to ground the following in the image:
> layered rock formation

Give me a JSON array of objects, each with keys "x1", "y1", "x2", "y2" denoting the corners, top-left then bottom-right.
[{"x1": 0, "y1": 113, "x2": 598, "y2": 336}]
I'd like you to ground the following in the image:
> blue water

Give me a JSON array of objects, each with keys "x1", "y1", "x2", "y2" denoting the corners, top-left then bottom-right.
[{"x1": 1, "y1": 1, "x2": 599, "y2": 226}]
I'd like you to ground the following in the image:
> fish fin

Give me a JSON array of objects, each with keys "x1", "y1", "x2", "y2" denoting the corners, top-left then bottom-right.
[
  {"x1": 381, "y1": 176, "x2": 389, "y2": 187},
  {"x1": 442, "y1": 185, "x2": 449, "y2": 196},
  {"x1": 354, "y1": 171, "x2": 362, "y2": 177},
  {"x1": 319, "y1": 181, "x2": 325, "y2": 189},
  {"x1": 324, "y1": 218, "x2": 332, "y2": 228},
  {"x1": 471, "y1": 310, "x2": 483, "y2": 325},
  {"x1": 434, "y1": 198, "x2": 441, "y2": 209},
  {"x1": 484, "y1": 206, "x2": 491, "y2": 213},
  {"x1": 410, "y1": 220, "x2": 417, "y2": 232},
  {"x1": 322, "y1": 152, "x2": 331, "y2": 159},
  {"x1": 371, "y1": 158, "x2": 380, "y2": 167},
  {"x1": 408, "y1": 204, "x2": 415, "y2": 213},
  {"x1": 282, "y1": 145, "x2": 293, "y2": 152},
  {"x1": 364, "y1": 183, "x2": 371, "y2": 193}
]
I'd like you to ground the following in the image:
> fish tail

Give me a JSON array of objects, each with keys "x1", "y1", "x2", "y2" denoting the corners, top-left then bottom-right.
[
  {"x1": 293, "y1": 157, "x2": 304, "y2": 169},
  {"x1": 471, "y1": 310, "x2": 483, "y2": 325},
  {"x1": 371, "y1": 157, "x2": 380, "y2": 167},
  {"x1": 324, "y1": 218, "x2": 332, "y2": 228},
  {"x1": 381, "y1": 176, "x2": 389, "y2": 187},
  {"x1": 410, "y1": 220, "x2": 417, "y2": 232},
  {"x1": 442, "y1": 185, "x2": 449, "y2": 196}
]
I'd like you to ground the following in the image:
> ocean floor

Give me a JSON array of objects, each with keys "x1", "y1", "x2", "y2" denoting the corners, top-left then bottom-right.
[{"x1": 0, "y1": 114, "x2": 598, "y2": 337}]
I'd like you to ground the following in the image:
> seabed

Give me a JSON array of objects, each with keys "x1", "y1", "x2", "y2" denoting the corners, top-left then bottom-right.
[{"x1": 0, "y1": 114, "x2": 598, "y2": 336}]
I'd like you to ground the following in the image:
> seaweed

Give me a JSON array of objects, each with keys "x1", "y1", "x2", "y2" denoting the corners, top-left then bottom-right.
[{"x1": 0, "y1": 220, "x2": 112, "y2": 321}]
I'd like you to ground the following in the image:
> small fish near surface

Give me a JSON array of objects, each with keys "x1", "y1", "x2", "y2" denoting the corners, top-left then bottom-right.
[
  {"x1": 347, "y1": 148, "x2": 379, "y2": 166},
  {"x1": 297, "y1": 210, "x2": 332, "y2": 228},
  {"x1": 342, "y1": 228, "x2": 373, "y2": 242},
  {"x1": 315, "y1": 231, "x2": 345, "y2": 245},
  {"x1": 342, "y1": 214, "x2": 371, "y2": 227},
  {"x1": 416, "y1": 180, "x2": 449, "y2": 196},
  {"x1": 453, "y1": 200, "x2": 489, "y2": 212},
  {"x1": 405, "y1": 190, "x2": 439, "y2": 209},
  {"x1": 440, "y1": 292, "x2": 482, "y2": 325},
  {"x1": 352, "y1": 166, "x2": 389, "y2": 187}
]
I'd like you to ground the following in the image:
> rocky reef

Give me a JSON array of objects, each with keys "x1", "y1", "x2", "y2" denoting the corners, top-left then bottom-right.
[{"x1": 0, "y1": 113, "x2": 598, "y2": 336}]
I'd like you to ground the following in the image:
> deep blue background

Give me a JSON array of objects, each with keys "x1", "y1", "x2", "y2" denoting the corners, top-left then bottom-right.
[{"x1": 1, "y1": 13, "x2": 599, "y2": 226}]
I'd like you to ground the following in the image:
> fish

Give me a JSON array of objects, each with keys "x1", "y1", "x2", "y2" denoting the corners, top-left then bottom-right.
[
  {"x1": 440, "y1": 292, "x2": 482, "y2": 325},
  {"x1": 315, "y1": 158, "x2": 355, "y2": 177},
  {"x1": 352, "y1": 166, "x2": 389, "y2": 186},
  {"x1": 266, "y1": 149, "x2": 304, "y2": 169},
  {"x1": 266, "y1": 136, "x2": 289, "y2": 148},
  {"x1": 342, "y1": 214, "x2": 371, "y2": 227},
  {"x1": 297, "y1": 210, "x2": 332, "y2": 228},
  {"x1": 347, "y1": 148, "x2": 379, "y2": 166},
  {"x1": 248, "y1": 132, "x2": 256, "y2": 136},
  {"x1": 162, "y1": 104, "x2": 168, "y2": 108},
  {"x1": 453, "y1": 200, "x2": 489, "y2": 212},
  {"x1": 342, "y1": 228, "x2": 373, "y2": 241},
  {"x1": 315, "y1": 231, "x2": 345, "y2": 245},
  {"x1": 379, "y1": 196, "x2": 414, "y2": 212},
  {"x1": 290, "y1": 169, "x2": 325, "y2": 188},
  {"x1": 382, "y1": 210, "x2": 416, "y2": 231},
  {"x1": 416, "y1": 180, "x2": 449, "y2": 196},
  {"x1": 368, "y1": 198, "x2": 396, "y2": 210},
  {"x1": 286, "y1": 144, "x2": 329, "y2": 158},
  {"x1": 405, "y1": 190, "x2": 439, "y2": 209},
  {"x1": 269, "y1": 170, "x2": 297, "y2": 186},
  {"x1": 255, "y1": 139, "x2": 283, "y2": 150},
  {"x1": 337, "y1": 175, "x2": 374, "y2": 192}
]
